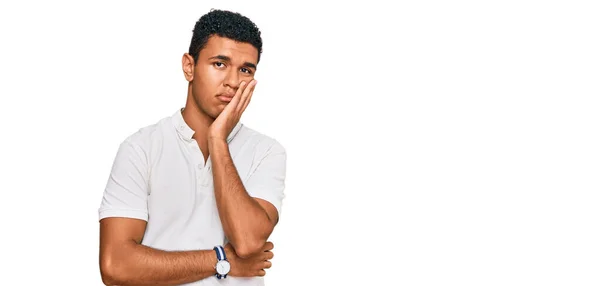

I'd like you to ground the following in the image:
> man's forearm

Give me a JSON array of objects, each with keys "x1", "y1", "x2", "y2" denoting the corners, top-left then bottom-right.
[
  {"x1": 209, "y1": 138, "x2": 273, "y2": 256},
  {"x1": 101, "y1": 243, "x2": 217, "y2": 286}
]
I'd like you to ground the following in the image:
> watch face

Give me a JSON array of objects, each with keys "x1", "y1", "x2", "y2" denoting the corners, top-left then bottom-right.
[{"x1": 216, "y1": 260, "x2": 230, "y2": 275}]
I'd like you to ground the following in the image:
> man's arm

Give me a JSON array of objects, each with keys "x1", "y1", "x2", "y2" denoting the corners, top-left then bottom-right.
[
  {"x1": 209, "y1": 138, "x2": 280, "y2": 258},
  {"x1": 98, "y1": 141, "x2": 219, "y2": 285},
  {"x1": 100, "y1": 217, "x2": 273, "y2": 286},
  {"x1": 207, "y1": 79, "x2": 286, "y2": 258},
  {"x1": 99, "y1": 217, "x2": 218, "y2": 286},
  {"x1": 100, "y1": 217, "x2": 272, "y2": 285}
]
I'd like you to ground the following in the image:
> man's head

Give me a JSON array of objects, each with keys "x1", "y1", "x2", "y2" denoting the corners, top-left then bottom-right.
[{"x1": 182, "y1": 9, "x2": 263, "y2": 119}]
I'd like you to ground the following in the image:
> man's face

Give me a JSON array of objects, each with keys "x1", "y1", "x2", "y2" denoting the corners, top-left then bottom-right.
[{"x1": 189, "y1": 35, "x2": 258, "y2": 119}]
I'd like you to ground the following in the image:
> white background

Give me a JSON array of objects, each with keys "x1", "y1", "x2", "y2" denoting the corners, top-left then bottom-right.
[{"x1": 0, "y1": 0, "x2": 599, "y2": 285}]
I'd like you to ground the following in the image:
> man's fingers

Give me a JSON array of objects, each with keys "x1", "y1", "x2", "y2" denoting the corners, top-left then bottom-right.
[
  {"x1": 236, "y1": 81, "x2": 247, "y2": 96},
  {"x1": 237, "y1": 79, "x2": 256, "y2": 114},
  {"x1": 222, "y1": 81, "x2": 245, "y2": 116},
  {"x1": 230, "y1": 81, "x2": 246, "y2": 106},
  {"x1": 263, "y1": 250, "x2": 274, "y2": 260},
  {"x1": 262, "y1": 241, "x2": 274, "y2": 251},
  {"x1": 257, "y1": 269, "x2": 266, "y2": 277},
  {"x1": 240, "y1": 83, "x2": 255, "y2": 114},
  {"x1": 263, "y1": 261, "x2": 272, "y2": 269}
]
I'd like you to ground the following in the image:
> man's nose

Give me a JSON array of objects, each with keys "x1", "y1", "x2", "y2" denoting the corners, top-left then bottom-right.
[{"x1": 224, "y1": 68, "x2": 240, "y2": 89}]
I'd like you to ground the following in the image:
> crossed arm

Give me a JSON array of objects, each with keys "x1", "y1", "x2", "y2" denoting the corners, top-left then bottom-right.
[
  {"x1": 99, "y1": 218, "x2": 219, "y2": 286},
  {"x1": 99, "y1": 217, "x2": 276, "y2": 285},
  {"x1": 210, "y1": 138, "x2": 279, "y2": 258},
  {"x1": 99, "y1": 139, "x2": 284, "y2": 285}
]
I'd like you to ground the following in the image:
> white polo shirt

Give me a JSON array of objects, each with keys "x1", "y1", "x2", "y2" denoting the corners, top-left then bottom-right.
[{"x1": 98, "y1": 108, "x2": 286, "y2": 286}]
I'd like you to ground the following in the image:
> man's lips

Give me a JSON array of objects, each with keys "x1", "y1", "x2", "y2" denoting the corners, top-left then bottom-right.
[{"x1": 217, "y1": 94, "x2": 234, "y2": 102}]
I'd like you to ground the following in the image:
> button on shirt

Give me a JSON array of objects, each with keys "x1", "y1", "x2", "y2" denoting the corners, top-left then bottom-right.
[{"x1": 98, "y1": 109, "x2": 287, "y2": 286}]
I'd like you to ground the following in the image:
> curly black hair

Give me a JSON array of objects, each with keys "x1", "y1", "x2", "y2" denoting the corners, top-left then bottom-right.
[{"x1": 188, "y1": 9, "x2": 263, "y2": 65}]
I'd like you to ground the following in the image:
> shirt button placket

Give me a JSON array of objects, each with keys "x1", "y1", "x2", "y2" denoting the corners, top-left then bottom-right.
[{"x1": 201, "y1": 168, "x2": 209, "y2": 187}]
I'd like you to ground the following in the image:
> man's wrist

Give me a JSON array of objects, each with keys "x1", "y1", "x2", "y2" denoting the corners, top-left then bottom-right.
[
  {"x1": 207, "y1": 249, "x2": 218, "y2": 274},
  {"x1": 208, "y1": 136, "x2": 229, "y2": 151},
  {"x1": 213, "y1": 245, "x2": 231, "y2": 279},
  {"x1": 208, "y1": 134, "x2": 227, "y2": 141},
  {"x1": 208, "y1": 134, "x2": 228, "y2": 143},
  {"x1": 223, "y1": 244, "x2": 235, "y2": 276}
]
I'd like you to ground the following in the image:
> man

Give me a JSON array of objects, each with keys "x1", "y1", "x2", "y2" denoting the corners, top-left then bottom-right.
[{"x1": 98, "y1": 9, "x2": 286, "y2": 286}]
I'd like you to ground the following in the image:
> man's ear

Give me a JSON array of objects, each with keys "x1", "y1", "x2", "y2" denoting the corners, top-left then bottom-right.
[{"x1": 182, "y1": 53, "x2": 195, "y2": 82}]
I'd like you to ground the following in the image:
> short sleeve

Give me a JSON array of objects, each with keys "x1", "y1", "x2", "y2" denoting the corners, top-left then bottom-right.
[
  {"x1": 244, "y1": 141, "x2": 287, "y2": 216},
  {"x1": 98, "y1": 140, "x2": 149, "y2": 221}
]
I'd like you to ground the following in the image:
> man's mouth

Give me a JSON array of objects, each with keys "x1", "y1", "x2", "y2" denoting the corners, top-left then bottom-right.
[{"x1": 217, "y1": 94, "x2": 234, "y2": 102}]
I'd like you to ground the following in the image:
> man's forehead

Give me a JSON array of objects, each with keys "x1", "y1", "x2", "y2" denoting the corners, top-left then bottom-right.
[{"x1": 202, "y1": 36, "x2": 258, "y2": 64}]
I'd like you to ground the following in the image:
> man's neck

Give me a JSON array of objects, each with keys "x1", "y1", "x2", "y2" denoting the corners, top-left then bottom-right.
[{"x1": 182, "y1": 95, "x2": 214, "y2": 162}]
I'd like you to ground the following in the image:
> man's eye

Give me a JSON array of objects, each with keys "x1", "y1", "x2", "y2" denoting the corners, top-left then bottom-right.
[
  {"x1": 214, "y1": 62, "x2": 225, "y2": 68},
  {"x1": 241, "y1": 68, "x2": 252, "y2": 74}
]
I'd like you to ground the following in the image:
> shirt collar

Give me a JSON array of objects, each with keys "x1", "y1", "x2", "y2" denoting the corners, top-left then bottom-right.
[{"x1": 172, "y1": 108, "x2": 242, "y2": 143}]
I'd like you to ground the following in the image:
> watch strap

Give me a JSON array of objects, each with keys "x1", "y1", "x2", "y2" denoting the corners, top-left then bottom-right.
[{"x1": 213, "y1": 245, "x2": 227, "y2": 279}]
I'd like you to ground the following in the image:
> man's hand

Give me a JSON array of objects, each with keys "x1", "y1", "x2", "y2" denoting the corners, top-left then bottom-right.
[
  {"x1": 209, "y1": 79, "x2": 257, "y2": 141},
  {"x1": 224, "y1": 241, "x2": 274, "y2": 277}
]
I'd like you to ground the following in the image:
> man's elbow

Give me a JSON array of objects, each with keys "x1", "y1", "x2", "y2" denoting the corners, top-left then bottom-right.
[
  {"x1": 100, "y1": 260, "x2": 117, "y2": 285},
  {"x1": 100, "y1": 255, "x2": 128, "y2": 285},
  {"x1": 234, "y1": 238, "x2": 266, "y2": 258},
  {"x1": 230, "y1": 220, "x2": 274, "y2": 258}
]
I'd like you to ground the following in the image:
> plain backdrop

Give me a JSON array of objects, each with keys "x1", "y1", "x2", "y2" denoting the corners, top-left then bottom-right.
[{"x1": 0, "y1": 0, "x2": 599, "y2": 285}]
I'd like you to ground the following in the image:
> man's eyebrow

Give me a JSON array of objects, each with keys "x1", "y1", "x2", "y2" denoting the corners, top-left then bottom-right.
[
  {"x1": 209, "y1": 55, "x2": 231, "y2": 62},
  {"x1": 209, "y1": 55, "x2": 257, "y2": 70},
  {"x1": 243, "y1": 62, "x2": 257, "y2": 70}
]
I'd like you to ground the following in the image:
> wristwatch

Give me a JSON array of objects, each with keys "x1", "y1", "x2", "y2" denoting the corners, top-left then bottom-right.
[{"x1": 213, "y1": 245, "x2": 230, "y2": 279}]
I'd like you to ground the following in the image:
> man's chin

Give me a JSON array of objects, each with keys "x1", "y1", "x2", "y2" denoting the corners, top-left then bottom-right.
[{"x1": 210, "y1": 107, "x2": 225, "y2": 119}]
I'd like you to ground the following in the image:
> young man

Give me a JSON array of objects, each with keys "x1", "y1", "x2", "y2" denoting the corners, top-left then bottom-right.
[{"x1": 98, "y1": 9, "x2": 286, "y2": 286}]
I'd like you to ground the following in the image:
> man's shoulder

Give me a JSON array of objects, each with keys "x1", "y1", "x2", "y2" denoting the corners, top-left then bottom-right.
[
  {"x1": 120, "y1": 114, "x2": 172, "y2": 150},
  {"x1": 238, "y1": 124, "x2": 286, "y2": 155}
]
